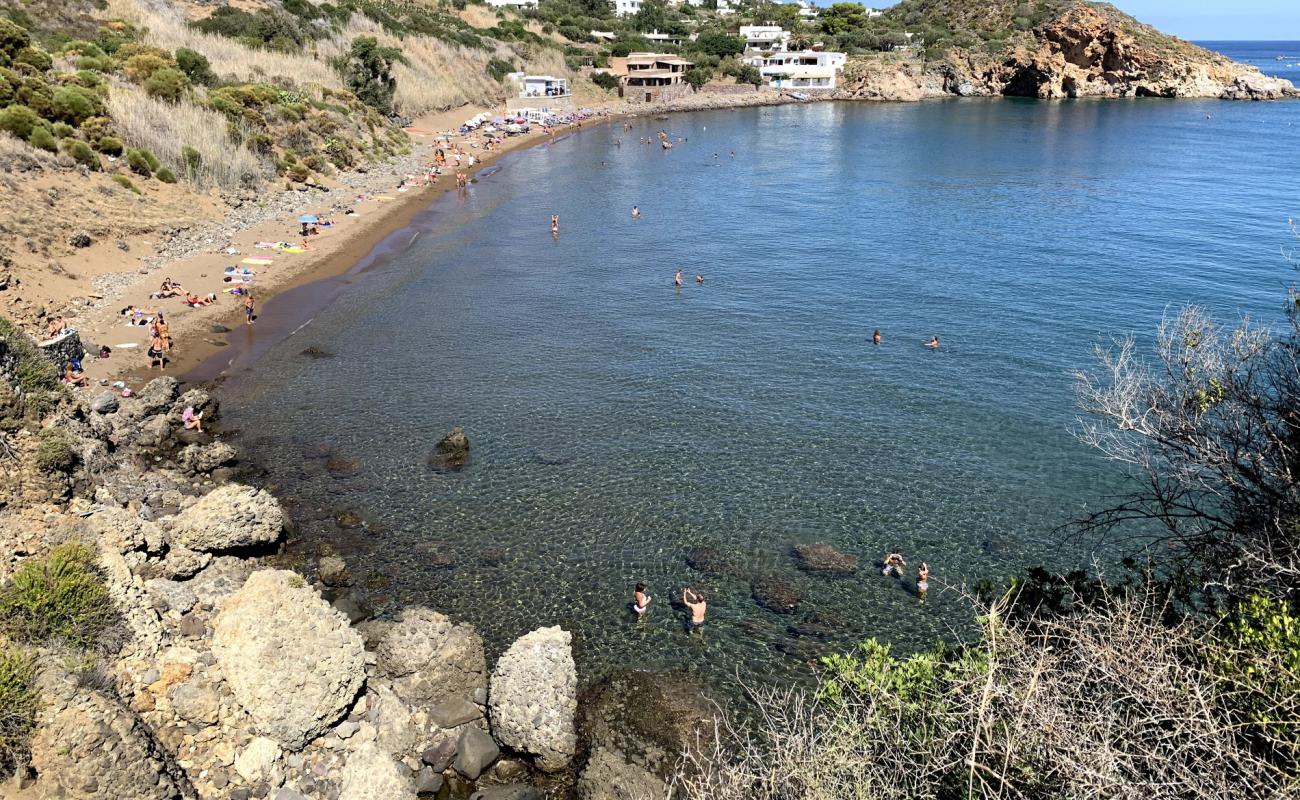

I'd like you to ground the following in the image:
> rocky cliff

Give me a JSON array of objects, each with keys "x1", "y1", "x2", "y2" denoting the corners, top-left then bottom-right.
[{"x1": 838, "y1": 2, "x2": 1298, "y2": 101}]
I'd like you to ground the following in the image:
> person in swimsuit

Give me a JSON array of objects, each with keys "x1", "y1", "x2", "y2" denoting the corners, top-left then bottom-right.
[
  {"x1": 155, "y1": 314, "x2": 171, "y2": 352},
  {"x1": 551, "y1": 214, "x2": 559, "y2": 235},
  {"x1": 882, "y1": 549, "x2": 906, "y2": 578},
  {"x1": 916, "y1": 562, "x2": 930, "y2": 600},
  {"x1": 148, "y1": 333, "x2": 166, "y2": 370},
  {"x1": 695, "y1": 275, "x2": 704, "y2": 284},
  {"x1": 632, "y1": 582, "x2": 651, "y2": 619},
  {"x1": 63, "y1": 362, "x2": 88, "y2": 387},
  {"x1": 244, "y1": 293, "x2": 255, "y2": 325},
  {"x1": 682, "y1": 588, "x2": 706, "y2": 633},
  {"x1": 872, "y1": 329, "x2": 882, "y2": 345},
  {"x1": 631, "y1": 206, "x2": 640, "y2": 219},
  {"x1": 926, "y1": 336, "x2": 939, "y2": 349},
  {"x1": 674, "y1": 270, "x2": 683, "y2": 288}
]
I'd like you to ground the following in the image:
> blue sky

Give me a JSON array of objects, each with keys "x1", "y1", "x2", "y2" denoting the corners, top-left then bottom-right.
[{"x1": 1119, "y1": 0, "x2": 1300, "y2": 40}]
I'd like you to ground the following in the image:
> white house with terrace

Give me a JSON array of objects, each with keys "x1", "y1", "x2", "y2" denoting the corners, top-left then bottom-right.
[
  {"x1": 739, "y1": 25, "x2": 790, "y2": 52},
  {"x1": 747, "y1": 50, "x2": 847, "y2": 90}
]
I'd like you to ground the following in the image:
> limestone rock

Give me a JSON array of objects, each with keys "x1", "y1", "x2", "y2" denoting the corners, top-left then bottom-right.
[
  {"x1": 169, "y1": 483, "x2": 285, "y2": 552},
  {"x1": 488, "y1": 626, "x2": 577, "y2": 772},
  {"x1": 146, "y1": 577, "x2": 197, "y2": 613},
  {"x1": 28, "y1": 667, "x2": 196, "y2": 800},
  {"x1": 172, "y1": 387, "x2": 217, "y2": 419},
  {"x1": 89, "y1": 391, "x2": 119, "y2": 414},
  {"x1": 177, "y1": 441, "x2": 238, "y2": 474},
  {"x1": 135, "y1": 376, "x2": 180, "y2": 416},
  {"x1": 751, "y1": 575, "x2": 801, "y2": 613},
  {"x1": 319, "y1": 555, "x2": 352, "y2": 587},
  {"x1": 339, "y1": 740, "x2": 417, "y2": 800},
  {"x1": 234, "y1": 736, "x2": 280, "y2": 783},
  {"x1": 428, "y1": 426, "x2": 470, "y2": 471},
  {"x1": 376, "y1": 606, "x2": 487, "y2": 707},
  {"x1": 212, "y1": 569, "x2": 365, "y2": 749},
  {"x1": 170, "y1": 678, "x2": 220, "y2": 725}
]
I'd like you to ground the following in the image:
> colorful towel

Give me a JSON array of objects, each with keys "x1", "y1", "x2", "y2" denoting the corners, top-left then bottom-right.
[{"x1": 242, "y1": 257, "x2": 273, "y2": 265}]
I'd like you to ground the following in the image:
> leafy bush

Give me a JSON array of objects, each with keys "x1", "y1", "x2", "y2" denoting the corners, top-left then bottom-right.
[
  {"x1": 61, "y1": 40, "x2": 106, "y2": 59},
  {"x1": 591, "y1": 70, "x2": 619, "y2": 90},
  {"x1": 734, "y1": 63, "x2": 762, "y2": 87},
  {"x1": 0, "y1": 317, "x2": 58, "y2": 402},
  {"x1": 94, "y1": 135, "x2": 122, "y2": 155},
  {"x1": 174, "y1": 47, "x2": 216, "y2": 86},
  {"x1": 142, "y1": 67, "x2": 189, "y2": 102},
  {"x1": 0, "y1": 102, "x2": 38, "y2": 139},
  {"x1": 0, "y1": 18, "x2": 31, "y2": 65},
  {"x1": 12, "y1": 46, "x2": 50, "y2": 73},
  {"x1": 0, "y1": 645, "x2": 38, "y2": 780},
  {"x1": 61, "y1": 138, "x2": 99, "y2": 169},
  {"x1": 50, "y1": 84, "x2": 103, "y2": 125},
  {"x1": 486, "y1": 57, "x2": 514, "y2": 83},
  {"x1": 192, "y1": 6, "x2": 312, "y2": 52},
  {"x1": 335, "y1": 36, "x2": 403, "y2": 115},
  {"x1": 1217, "y1": 595, "x2": 1300, "y2": 769},
  {"x1": 111, "y1": 174, "x2": 140, "y2": 194},
  {"x1": 0, "y1": 542, "x2": 115, "y2": 649},
  {"x1": 78, "y1": 114, "x2": 113, "y2": 141},
  {"x1": 34, "y1": 428, "x2": 75, "y2": 473},
  {"x1": 123, "y1": 52, "x2": 173, "y2": 83},
  {"x1": 16, "y1": 76, "x2": 53, "y2": 119},
  {"x1": 50, "y1": 120, "x2": 73, "y2": 138},
  {"x1": 180, "y1": 144, "x2": 201, "y2": 175},
  {"x1": 155, "y1": 166, "x2": 177, "y2": 183},
  {"x1": 125, "y1": 146, "x2": 156, "y2": 176},
  {"x1": 27, "y1": 124, "x2": 55, "y2": 151}
]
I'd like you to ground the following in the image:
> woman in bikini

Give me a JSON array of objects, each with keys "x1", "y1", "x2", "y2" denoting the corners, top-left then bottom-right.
[{"x1": 631, "y1": 583, "x2": 651, "y2": 620}]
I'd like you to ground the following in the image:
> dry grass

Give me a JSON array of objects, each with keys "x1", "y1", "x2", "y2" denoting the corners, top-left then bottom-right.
[
  {"x1": 106, "y1": 88, "x2": 272, "y2": 189},
  {"x1": 0, "y1": 135, "x2": 60, "y2": 173},
  {"x1": 671, "y1": 588, "x2": 1288, "y2": 800}
]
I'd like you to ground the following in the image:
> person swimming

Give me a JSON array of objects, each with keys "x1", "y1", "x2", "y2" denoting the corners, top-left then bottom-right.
[
  {"x1": 873, "y1": 329, "x2": 882, "y2": 345},
  {"x1": 674, "y1": 270, "x2": 683, "y2": 288},
  {"x1": 631, "y1": 206, "x2": 641, "y2": 219},
  {"x1": 632, "y1": 582, "x2": 651, "y2": 619},
  {"x1": 551, "y1": 214, "x2": 560, "y2": 235},
  {"x1": 926, "y1": 336, "x2": 939, "y2": 349},
  {"x1": 882, "y1": 549, "x2": 907, "y2": 578},
  {"x1": 695, "y1": 275, "x2": 704, "y2": 284}
]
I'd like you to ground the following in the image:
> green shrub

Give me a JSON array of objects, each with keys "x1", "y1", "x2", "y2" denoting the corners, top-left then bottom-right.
[
  {"x1": 155, "y1": 166, "x2": 176, "y2": 183},
  {"x1": 61, "y1": 40, "x2": 106, "y2": 59},
  {"x1": 78, "y1": 115, "x2": 113, "y2": 141},
  {"x1": 0, "y1": 18, "x2": 31, "y2": 65},
  {"x1": 0, "y1": 542, "x2": 115, "y2": 649},
  {"x1": 12, "y1": 46, "x2": 51, "y2": 73},
  {"x1": 123, "y1": 52, "x2": 172, "y2": 83},
  {"x1": 0, "y1": 102, "x2": 38, "y2": 139},
  {"x1": 143, "y1": 67, "x2": 188, "y2": 102},
  {"x1": 180, "y1": 144, "x2": 201, "y2": 175},
  {"x1": 27, "y1": 124, "x2": 55, "y2": 151},
  {"x1": 0, "y1": 644, "x2": 39, "y2": 780},
  {"x1": 174, "y1": 47, "x2": 216, "y2": 86},
  {"x1": 0, "y1": 317, "x2": 58, "y2": 402},
  {"x1": 125, "y1": 147, "x2": 155, "y2": 176},
  {"x1": 15, "y1": 76, "x2": 53, "y2": 118},
  {"x1": 591, "y1": 70, "x2": 619, "y2": 90},
  {"x1": 111, "y1": 174, "x2": 140, "y2": 194},
  {"x1": 94, "y1": 135, "x2": 122, "y2": 155},
  {"x1": 1217, "y1": 595, "x2": 1300, "y2": 769},
  {"x1": 34, "y1": 428, "x2": 75, "y2": 473},
  {"x1": 50, "y1": 121, "x2": 73, "y2": 139},
  {"x1": 334, "y1": 36, "x2": 403, "y2": 114},
  {"x1": 70, "y1": 70, "x2": 104, "y2": 89},
  {"x1": 486, "y1": 57, "x2": 514, "y2": 83},
  {"x1": 75, "y1": 54, "x2": 114, "y2": 72},
  {"x1": 61, "y1": 138, "x2": 100, "y2": 170}
]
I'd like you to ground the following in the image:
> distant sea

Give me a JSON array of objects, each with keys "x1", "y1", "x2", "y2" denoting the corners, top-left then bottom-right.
[
  {"x1": 1198, "y1": 40, "x2": 1300, "y2": 85},
  {"x1": 213, "y1": 52, "x2": 1300, "y2": 691}
]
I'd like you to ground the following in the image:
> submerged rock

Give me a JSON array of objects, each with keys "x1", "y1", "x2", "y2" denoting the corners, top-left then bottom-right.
[
  {"x1": 325, "y1": 456, "x2": 360, "y2": 478},
  {"x1": 489, "y1": 626, "x2": 578, "y2": 772},
  {"x1": 299, "y1": 346, "x2": 335, "y2": 359},
  {"x1": 428, "y1": 426, "x2": 470, "y2": 472},
  {"x1": 751, "y1": 575, "x2": 802, "y2": 613},
  {"x1": 792, "y1": 542, "x2": 859, "y2": 576},
  {"x1": 684, "y1": 543, "x2": 746, "y2": 579},
  {"x1": 212, "y1": 569, "x2": 365, "y2": 750}
]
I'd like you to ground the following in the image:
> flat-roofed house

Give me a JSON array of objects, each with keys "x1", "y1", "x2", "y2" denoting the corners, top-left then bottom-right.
[
  {"x1": 615, "y1": 53, "x2": 695, "y2": 103},
  {"x1": 746, "y1": 50, "x2": 847, "y2": 90},
  {"x1": 739, "y1": 25, "x2": 790, "y2": 52}
]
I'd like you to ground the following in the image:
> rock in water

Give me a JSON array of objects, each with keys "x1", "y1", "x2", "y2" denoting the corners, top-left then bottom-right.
[
  {"x1": 429, "y1": 426, "x2": 471, "y2": 471},
  {"x1": 339, "y1": 740, "x2": 416, "y2": 800},
  {"x1": 319, "y1": 555, "x2": 352, "y2": 587},
  {"x1": 168, "y1": 483, "x2": 285, "y2": 552},
  {"x1": 751, "y1": 575, "x2": 802, "y2": 613},
  {"x1": 375, "y1": 606, "x2": 487, "y2": 707},
  {"x1": 489, "y1": 626, "x2": 578, "y2": 772},
  {"x1": 212, "y1": 569, "x2": 365, "y2": 750},
  {"x1": 791, "y1": 543, "x2": 859, "y2": 576}
]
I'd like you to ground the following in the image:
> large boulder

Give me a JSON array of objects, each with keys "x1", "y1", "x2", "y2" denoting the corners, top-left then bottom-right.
[
  {"x1": 428, "y1": 426, "x2": 470, "y2": 471},
  {"x1": 376, "y1": 606, "x2": 487, "y2": 707},
  {"x1": 176, "y1": 441, "x2": 238, "y2": 474},
  {"x1": 575, "y1": 671, "x2": 717, "y2": 800},
  {"x1": 489, "y1": 626, "x2": 577, "y2": 772},
  {"x1": 791, "y1": 542, "x2": 858, "y2": 576},
  {"x1": 211, "y1": 569, "x2": 365, "y2": 750},
  {"x1": 168, "y1": 483, "x2": 285, "y2": 552},
  {"x1": 28, "y1": 667, "x2": 196, "y2": 800},
  {"x1": 339, "y1": 740, "x2": 417, "y2": 800},
  {"x1": 134, "y1": 376, "x2": 180, "y2": 416}
]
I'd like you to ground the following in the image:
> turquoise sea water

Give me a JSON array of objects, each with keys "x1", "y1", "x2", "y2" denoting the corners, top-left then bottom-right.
[{"x1": 214, "y1": 80, "x2": 1300, "y2": 688}]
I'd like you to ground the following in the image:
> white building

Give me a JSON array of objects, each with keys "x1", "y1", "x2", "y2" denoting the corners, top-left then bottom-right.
[
  {"x1": 519, "y1": 75, "x2": 570, "y2": 98},
  {"x1": 644, "y1": 30, "x2": 690, "y2": 47},
  {"x1": 795, "y1": 0, "x2": 819, "y2": 21},
  {"x1": 615, "y1": 0, "x2": 642, "y2": 17},
  {"x1": 485, "y1": 0, "x2": 538, "y2": 8},
  {"x1": 739, "y1": 25, "x2": 790, "y2": 52},
  {"x1": 747, "y1": 50, "x2": 846, "y2": 90},
  {"x1": 716, "y1": 0, "x2": 737, "y2": 15}
]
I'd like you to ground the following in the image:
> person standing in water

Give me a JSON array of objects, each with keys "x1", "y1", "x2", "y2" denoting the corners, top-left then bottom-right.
[
  {"x1": 916, "y1": 562, "x2": 930, "y2": 601},
  {"x1": 882, "y1": 549, "x2": 906, "y2": 578},
  {"x1": 682, "y1": 588, "x2": 706, "y2": 633},
  {"x1": 243, "y1": 293, "x2": 255, "y2": 326},
  {"x1": 872, "y1": 329, "x2": 882, "y2": 345},
  {"x1": 632, "y1": 583, "x2": 651, "y2": 619},
  {"x1": 551, "y1": 214, "x2": 559, "y2": 235},
  {"x1": 631, "y1": 206, "x2": 641, "y2": 219},
  {"x1": 674, "y1": 270, "x2": 683, "y2": 288}
]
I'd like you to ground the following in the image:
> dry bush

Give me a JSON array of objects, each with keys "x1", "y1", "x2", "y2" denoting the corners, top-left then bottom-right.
[
  {"x1": 106, "y1": 88, "x2": 271, "y2": 189},
  {"x1": 106, "y1": 0, "x2": 343, "y2": 88},
  {"x1": 670, "y1": 589, "x2": 1287, "y2": 800},
  {"x1": 0, "y1": 135, "x2": 59, "y2": 173}
]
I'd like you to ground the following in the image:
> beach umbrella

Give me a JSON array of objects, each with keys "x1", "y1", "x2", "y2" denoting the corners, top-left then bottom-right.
[{"x1": 298, "y1": 214, "x2": 318, "y2": 224}]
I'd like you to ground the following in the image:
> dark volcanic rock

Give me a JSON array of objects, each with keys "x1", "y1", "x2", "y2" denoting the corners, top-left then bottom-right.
[
  {"x1": 751, "y1": 575, "x2": 801, "y2": 614},
  {"x1": 792, "y1": 542, "x2": 859, "y2": 576},
  {"x1": 684, "y1": 544, "x2": 746, "y2": 579},
  {"x1": 428, "y1": 426, "x2": 470, "y2": 472},
  {"x1": 299, "y1": 346, "x2": 334, "y2": 359},
  {"x1": 325, "y1": 457, "x2": 360, "y2": 478}
]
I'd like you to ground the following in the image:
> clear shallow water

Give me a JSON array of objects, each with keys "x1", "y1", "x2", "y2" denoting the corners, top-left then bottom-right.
[{"x1": 217, "y1": 92, "x2": 1300, "y2": 689}]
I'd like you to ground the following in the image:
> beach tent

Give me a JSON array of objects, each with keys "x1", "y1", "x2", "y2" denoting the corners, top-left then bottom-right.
[{"x1": 298, "y1": 214, "x2": 319, "y2": 224}]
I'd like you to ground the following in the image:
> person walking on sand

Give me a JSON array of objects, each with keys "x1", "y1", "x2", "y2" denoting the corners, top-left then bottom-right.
[
  {"x1": 926, "y1": 336, "x2": 939, "y2": 349},
  {"x1": 674, "y1": 270, "x2": 683, "y2": 288},
  {"x1": 632, "y1": 582, "x2": 651, "y2": 619},
  {"x1": 682, "y1": 588, "x2": 706, "y2": 633},
  {"x1": 243, "y1": 293, "x2": 255, "y2": 326},
  {"x1": 916, "y1": 562, "x2": 930, "y2": 601},
  {"x1": 882, "y1": 549, "x2": 906, "y2": 578},
  {"x1": 873, "y1": 329, "x2": 882, "y2": 345}
]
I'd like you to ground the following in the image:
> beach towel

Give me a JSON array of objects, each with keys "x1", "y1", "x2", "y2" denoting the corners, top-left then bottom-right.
[
  {"x1": 280, "y1": 247, "x2": 307, "y2": 254},
  {"x1": 374, "y1": 195, "x2": 396, "y2": 201},
  {"x1": 114, "y1": 342, "x2": 139, "y2": 349},
  {"x1": 242, "y1": 257, "x2": 273, "y2": 265}
]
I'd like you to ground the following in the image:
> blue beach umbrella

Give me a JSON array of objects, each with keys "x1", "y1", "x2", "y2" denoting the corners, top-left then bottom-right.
[{"x1": 298, "y1": 214, "x2": 319, "y2": 224}]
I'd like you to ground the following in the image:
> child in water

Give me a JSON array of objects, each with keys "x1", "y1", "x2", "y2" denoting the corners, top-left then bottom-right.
[{"x1": 632, "y1": 583, "x2": 651, "y2": 619}]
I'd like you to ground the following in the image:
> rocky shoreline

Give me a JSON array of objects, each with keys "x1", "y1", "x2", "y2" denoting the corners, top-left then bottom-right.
[{"x1": 0, "y1": 376, "x2": 717, "y2": 800}]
